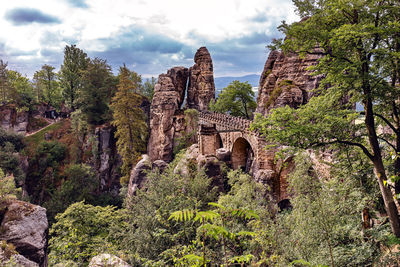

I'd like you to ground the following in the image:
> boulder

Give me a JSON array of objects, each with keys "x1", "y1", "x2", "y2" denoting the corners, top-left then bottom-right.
[
  {"x1": 89, "y1": 254, "x2": 131, "y2": 267},
  {"x1": 0, "y1": 200, "x2": 48, "y2": 266},
  {"x1": 152, "y1": 160, "x2": 168, "y2": 172},
  {"x1": 187, "y1": 47, "x2": 215, "y2": 111},
  {"x1": 174, "y1": 144, "x2": 200, "y2": 176},
  {"x1": 216, "y1": 148, "x2": 231, "y2": 163},
  {"x1": 174, "y1": 145, "x2": 225, "y2": 191},
  {"x1": 198, "y1": 155, "x2": 225, "y2": 191},
  {"x1": 128, "y1": 155, "x2": 151, "y2": 196},
  {"x1": 0, "y1": 245, "x2": 39, "y2": 267}
]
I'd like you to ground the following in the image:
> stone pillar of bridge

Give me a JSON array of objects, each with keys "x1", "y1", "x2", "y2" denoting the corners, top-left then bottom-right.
[{"x1": 199, "y1": 123, "x2": 219, "y2": 156}]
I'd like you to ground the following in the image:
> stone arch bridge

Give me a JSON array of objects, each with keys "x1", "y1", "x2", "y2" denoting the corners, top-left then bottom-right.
[
  {"x1": 198, "y1": 112, "x2": 274, "y2": 175},
  {"x1": 198, "y1": 111, "x2": 291, "y2": 202}
]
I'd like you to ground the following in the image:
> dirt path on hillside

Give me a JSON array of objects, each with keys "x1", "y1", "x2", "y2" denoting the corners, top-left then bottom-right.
[{"x1": 25, "y1": 119, "x2": 57, "y2": 137}]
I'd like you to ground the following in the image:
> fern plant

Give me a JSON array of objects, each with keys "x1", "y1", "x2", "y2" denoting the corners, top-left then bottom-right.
[{"x1": 169, "y1": 202, "x2": 259, "y2": 266}]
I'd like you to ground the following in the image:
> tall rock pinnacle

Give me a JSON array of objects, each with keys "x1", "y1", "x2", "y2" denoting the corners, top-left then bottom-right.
[{"x1": 187, "y1": 47, "x2": 215, "y2": 111}]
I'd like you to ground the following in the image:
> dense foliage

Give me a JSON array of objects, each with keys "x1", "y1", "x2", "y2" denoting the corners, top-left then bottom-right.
[
  {"x1": 253, "y1": 0, "x2": 400, "y2": 237},
  {"x1": 48, "y1": 201, "x2": 125, "y2": 265}
]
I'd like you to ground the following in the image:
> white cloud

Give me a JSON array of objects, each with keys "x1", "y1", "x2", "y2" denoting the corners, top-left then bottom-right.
[{"x1": 0, "y1": 0, "x2": 298, "y2": 77}]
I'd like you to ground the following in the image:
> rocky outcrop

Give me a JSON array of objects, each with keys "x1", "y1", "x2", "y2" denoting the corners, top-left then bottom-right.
[
  {"x1": 128, "y1": 155, "x2": 151, "y2": 196},
  {"x1": 0, "y1": 200, "x2": 48, "y2": 266},
  {"x1": 89, "y1": 254, "x2": 131, "y2": 267},
  {"x1": 0, "y1": 104, "x2": 29, "y2": 134},
  {"x1": 0, "y1": 245, "x2": 39, "y2": 267},
  {"x1": 187, "y1": 47, "x2": 215, "y2": 111},
  {"x1": 93, "y1": 125, "x2": 122, "y2": 195},
  {"x1": 174, "y1": 144, "x2": 226, "y2": 192},
  {"x1": 148, "y1": 67, "x2": 189, "y2": 162},
  {"x1": 147, "y1": 47, "x2": 215, "y2": 162},
  {"x1": 256, "y1": 50, "x2": 323, "y2": 116}
]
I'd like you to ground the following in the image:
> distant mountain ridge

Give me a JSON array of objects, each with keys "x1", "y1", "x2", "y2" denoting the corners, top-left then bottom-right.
[{"x1": 214, "y1": 74, "x2": 259, "y2": 97}]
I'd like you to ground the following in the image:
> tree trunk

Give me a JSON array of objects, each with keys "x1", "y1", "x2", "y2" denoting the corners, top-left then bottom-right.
[
  {"x1": 373, "y1": 159, "x2": 400, "y2": 237},
  {"x1": 365, "y1": 95, "x2": 400, "y2": 237}
]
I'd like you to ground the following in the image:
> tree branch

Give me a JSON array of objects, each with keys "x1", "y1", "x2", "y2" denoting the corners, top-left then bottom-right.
[
  {"x1": 360, "y1": 111, "x2": 398, "y2": 134},
  {"x1": 310, "y1": 139, "x2": 374, "y2": 160},
  {"x1": 378, "y1": 136, "x2": 396, "y2": 151}
]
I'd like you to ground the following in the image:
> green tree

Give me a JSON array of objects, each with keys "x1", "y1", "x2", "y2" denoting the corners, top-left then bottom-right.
[
  {"x1": 48, "y1": 201, "x2": 125, "y2": 266},
  {"x1": 33, "y1": 64, "x2": 61, "y2": 107},
  {"x1": 252, "y1": 0, "x2": 400, "y2": 237},
  {"x1": 59, "y1": 45, "x2": 89, "y2": 110},
  {"x1": 0, "y1": 128, "x2": 25, "y2": 186},
  {"x1": 44, "y1": 164, "x2": 99, "y2": 222},
  {"x1": 141, "y1": 77, "x2": 156, "y2": 100},
  {"x1": 0, "y1": 168, "x2": 21, "y2": 202},
  {"x1": 26, "y1": 141, "x2": 66, "y2": 205},
  {"x1": 169, "y1": 203, "x2": 259, "y2": 267},
  {"x1": 7, "y1": 70, "x2": 34, "y2": 108},
  {"x1": 110, "y1": 65, "x2": 147, "y2": 184},
  {"x1": 210, "y1": 81, "x2": 256, "y2": 119},
  {"x1": 0, "y1": 60, "x2": 9, "y2": 104},
  {"x1": 270, "y1": 153, "x2": 380, "y2": 267},
  {"x1": 79, "y1": 58, "x2": 115, "y2": 125},
  {"x1": 119, "y1": 157, "x2": 217, "y2": 265}
]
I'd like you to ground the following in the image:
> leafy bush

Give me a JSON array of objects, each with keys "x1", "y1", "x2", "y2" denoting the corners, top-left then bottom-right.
[
  {"x1": 118, "y1": 159, "x2": 218, "y2": 265},
  {"x1": 48, "y1": 201, "x2": 125, "y2": 266},
  {"x1": 44, "y1": 164, "x2": 98, "y2": 222}
]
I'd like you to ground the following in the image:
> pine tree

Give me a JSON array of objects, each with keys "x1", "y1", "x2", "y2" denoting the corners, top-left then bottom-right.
[{"x1": 110, "y1": 65, "x2": 147, "y2": 184}]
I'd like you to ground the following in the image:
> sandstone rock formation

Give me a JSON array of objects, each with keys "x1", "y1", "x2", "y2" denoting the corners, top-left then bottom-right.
[
  {"x1": 174, "y1": 144, "x2": 226, "y2": 192},
  {"x1": 93, "y1": 125, "x2": 122, "y2": 194},
  {"x1": 256, "y1": 50, "x2": 323, "y2": 115},
  {"x1": 187, "y1": 47, "x2": 215, "y2": 111},
  {"x1": 0, "y1": 246, "x2": 39, "y2": 267},
  {"x1": 147, "y1": 67, "x2": 189, "y2": 162},
  {"x1": 128, "y1": 154, "x2": 151, "y2": 196},
  {"x1": 127, "y1": 155, "x2": 169, "y2": 196},
  {"x1": 0, "y1": 200, "x2": 48, "y2": 266},
  {"x1": 0, "y1": 104, "x2": 29, "y2": 134},
  {"x1": 147, "y1": 47, "x2": 216, "y2": 163}
]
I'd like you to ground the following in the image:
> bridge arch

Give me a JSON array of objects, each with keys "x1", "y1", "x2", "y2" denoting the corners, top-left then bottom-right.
[
  {"x1": 231, "y1": 137, "x2": 254, "y2": 172},
  {"x1": 216, "y1": 132, "x2": 223, "y2": 149}
]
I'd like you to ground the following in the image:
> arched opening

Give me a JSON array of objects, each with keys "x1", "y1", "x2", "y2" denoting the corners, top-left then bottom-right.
[
  {"x1": 278, "y1": 199, "x2": 292, "y2": 212},
  {"x1": 216, "y1": 133, "x2": 223, "y2": 149},
  {"x1": 231, "y1": 137, "x2": 253, "y2": 172}
]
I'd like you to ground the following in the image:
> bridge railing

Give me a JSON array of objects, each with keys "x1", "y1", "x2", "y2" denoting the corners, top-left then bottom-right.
[{"x1": 199, "y1": 111, "x2": 260, "y2": 135}]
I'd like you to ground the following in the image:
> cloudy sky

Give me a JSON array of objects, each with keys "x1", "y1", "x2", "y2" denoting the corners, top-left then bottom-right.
[{"x1": 0, "y1": 0, "x2": 298, "y2": 79}]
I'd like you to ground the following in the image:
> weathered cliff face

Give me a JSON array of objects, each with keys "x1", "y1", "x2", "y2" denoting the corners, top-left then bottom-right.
[
  {"x1": 0, "y1": 200, "x2": 48, "y2": 266},
  {"x1": 147, "y1": 47, "x2": 215, "y2": 162},
  {"x1": 256, "y1": 50, "x2": 323, "y2": 116},
  {"x1": 148, "y1": 67, "x2": 189, "y2": 162},
  {"x1": 187, "y1": 47, "x2": 215, "y2": 111},
  {"x1": 0, "y1": 105, "x2": 29, "y2": 134},
  {"x1": 92, "y1": 125, "x2": 122, "y2": 195}
]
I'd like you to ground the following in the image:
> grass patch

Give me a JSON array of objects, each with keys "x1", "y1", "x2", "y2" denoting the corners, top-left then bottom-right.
[
  {"x1": 27, "y1": 117, "x2": 49, "y2": 133},
  {"x1": 24, "y1": 121, "x2": 65, "y2": 154}
]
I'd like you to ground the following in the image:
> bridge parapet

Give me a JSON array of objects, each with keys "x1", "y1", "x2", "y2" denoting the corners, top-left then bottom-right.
[{"x1": 199, "y1": 111, "x2": 258, "y2": 135}]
